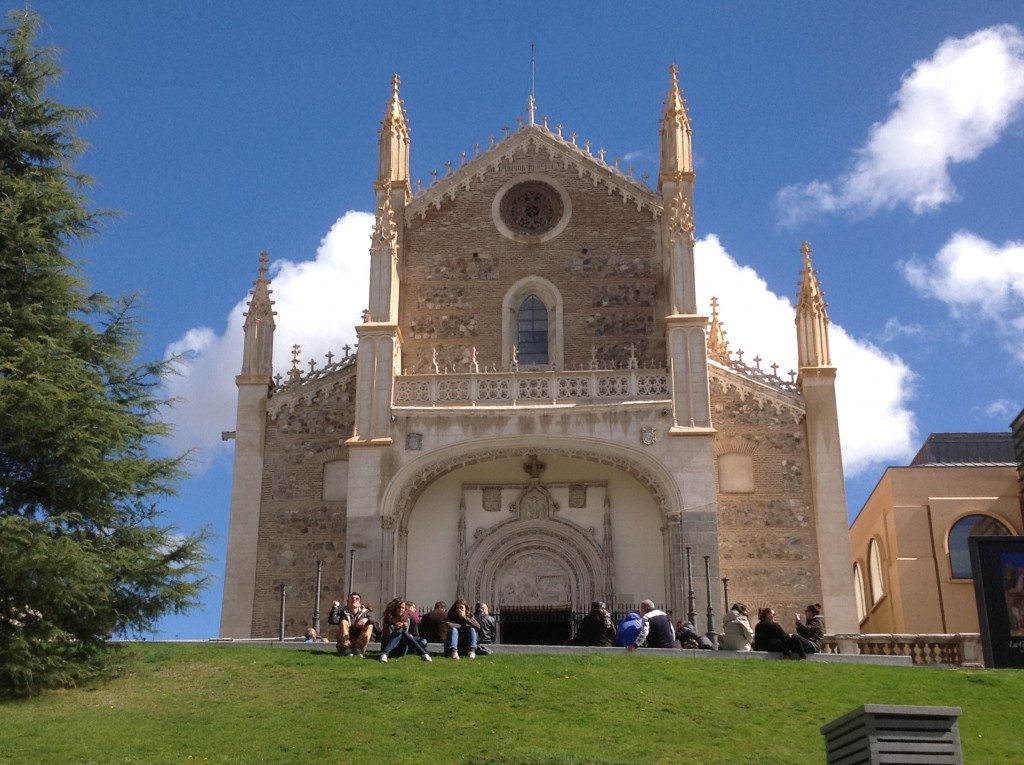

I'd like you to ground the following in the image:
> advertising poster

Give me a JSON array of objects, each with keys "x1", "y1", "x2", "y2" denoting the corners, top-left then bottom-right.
[{"x1": 970, "y1": 536, "x2": 1024, "y2": 668}]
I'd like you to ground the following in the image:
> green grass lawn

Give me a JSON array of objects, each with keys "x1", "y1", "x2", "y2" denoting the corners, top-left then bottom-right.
[{"x1": 2, "y1": 643, "x2": 1021, "y2": 764}]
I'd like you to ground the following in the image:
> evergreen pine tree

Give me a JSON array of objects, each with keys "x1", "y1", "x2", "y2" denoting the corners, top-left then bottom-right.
[{"x1": 0, "y1": 10, "x2": 209, "y2": 697}]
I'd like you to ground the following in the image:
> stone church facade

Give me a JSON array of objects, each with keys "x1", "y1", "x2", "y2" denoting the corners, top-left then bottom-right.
[{"x1": 219, "y1": 68, "x2": 859, "y2": 639}]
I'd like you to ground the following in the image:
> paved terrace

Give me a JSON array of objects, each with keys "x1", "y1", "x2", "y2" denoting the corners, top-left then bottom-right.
[{"x1": 190, "y1": 639, "x2": 914, "y2": 666}]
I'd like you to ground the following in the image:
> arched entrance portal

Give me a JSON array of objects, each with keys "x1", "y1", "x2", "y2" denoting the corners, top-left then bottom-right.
[{"x1": 394, "y1": 446, "x2": 679, "y2": 633}]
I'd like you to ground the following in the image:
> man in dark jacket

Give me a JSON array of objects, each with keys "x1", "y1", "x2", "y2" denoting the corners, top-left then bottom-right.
[
  {"x1": 626, "y1": 599, "x2": 675, "y2": 650},
  {"x1": 572, "y1": 601, "x2": 615, "y2": 646},
  {"x1": 473, "y1": 602, "x2": 497, "y2": 653},
  {"x1": 418, "y1": 601, "x2": 449, "y2": 649},
  {"x1": 327, "y1": 592, "x2": 376, "y2": 657}
]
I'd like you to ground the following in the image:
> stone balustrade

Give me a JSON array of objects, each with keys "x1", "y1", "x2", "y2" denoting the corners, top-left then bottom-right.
[
  {"x1": 393, "y1": 369, "x2": 671, "y2": 407},
  {"x1": 822, "y1": 633, "x2": 983, "y2": 667}
]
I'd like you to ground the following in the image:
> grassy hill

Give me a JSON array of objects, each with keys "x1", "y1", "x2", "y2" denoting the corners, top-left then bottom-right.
[{"x1": 2, "y1": 643, "x2": 1021, "y2": 764}]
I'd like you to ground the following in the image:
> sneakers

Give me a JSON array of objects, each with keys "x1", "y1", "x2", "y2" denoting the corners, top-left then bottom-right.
[
  {"x1": 379, "y1": 653, "x2": 388, "y2": 663},
  {"x1": 467, "y1": 650, "x2": 476, "y2": 659},
  {"x1": 421, "y1": 653, "x2": 432, "y2": 663},
  {"x1": 450, "y1": 650, "x2": 460, "y2": 660}
]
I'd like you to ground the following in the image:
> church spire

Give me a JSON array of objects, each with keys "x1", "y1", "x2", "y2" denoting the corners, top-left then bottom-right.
[
  {"x1": 239, "y1": 251, "x2": 276, "y2": 380},
  {"x1": 795, "y1": 241, "x2": 831, "y2": 371},
  {"x1": 706, "y1": 297, "x2": 731, "y2": 363},
  {"x1": 659, "y1": 64, "x2": 693, "y2": 188},
  {"x1": 377, "y1": 74, "x2": 411, "y2": 194}
]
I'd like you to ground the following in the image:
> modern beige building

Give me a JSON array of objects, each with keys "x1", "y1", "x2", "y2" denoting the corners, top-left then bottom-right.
[
  {"x1": 850, "y1": 433, "x2": 1022, "y2": 634},
  {"x1": 219, "y1": 68, "x2": 859, "y2": 640}
]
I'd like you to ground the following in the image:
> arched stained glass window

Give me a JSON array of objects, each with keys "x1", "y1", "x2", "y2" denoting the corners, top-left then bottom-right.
[
  {"x1": 517, "y1": 294, "x2": 549, "y2": 366},
  {"x1": 949, "y1": 515, "x2": 1011, "y2": 579}
]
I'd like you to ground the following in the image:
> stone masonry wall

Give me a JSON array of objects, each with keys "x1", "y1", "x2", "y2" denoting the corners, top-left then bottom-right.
[
  {"x1": 400, "y1": 156, "x2": 666, "y2": 373},
  {"x1": 711, "y1": 374, "x2": 824, "y2": 622},
  {"x1": 250, "y1": 373, "x2": 357, "y2": 639}
]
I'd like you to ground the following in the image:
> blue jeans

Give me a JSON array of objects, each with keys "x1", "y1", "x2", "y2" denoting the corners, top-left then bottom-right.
[
  {"x1": 381, "y1": 630, "x2": 428, "y2": 658},
  {"x1": 446, "y1": 625, "x2": 478, "y2": 653}
]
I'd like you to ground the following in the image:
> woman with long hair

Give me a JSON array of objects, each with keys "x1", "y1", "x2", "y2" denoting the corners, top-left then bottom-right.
[
  {"x1": 379, "y1": 597, "x2": 432, "y2": 663},
  {"x1": 445, "y1": 599, "x2": 480, "y2": 659},
  {"x1": 752, "y1": 607, "x2": 788, "y2": 654}
]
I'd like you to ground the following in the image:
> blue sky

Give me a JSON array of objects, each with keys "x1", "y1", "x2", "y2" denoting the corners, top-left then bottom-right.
[{"x1": 22, "y1": 3, "x2": 1024, "y2": 638}]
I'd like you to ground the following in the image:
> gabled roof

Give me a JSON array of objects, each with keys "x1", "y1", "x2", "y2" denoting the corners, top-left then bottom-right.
[{"x1": 405, "y1": 122, "x2": 662, "y2": 222}]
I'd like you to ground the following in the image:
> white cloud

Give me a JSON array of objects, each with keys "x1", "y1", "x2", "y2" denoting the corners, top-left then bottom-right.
[
  {"x1": 695, "y1": 235, "x2": 918, "y2": 476},
  {"x1": 777, "y1": 25, "x2": 1024, "y2": 227},
  {"x1": 901, "y1": 230, "x2": 1024, "y2": 361},
  {"x1": 985, "y1": 398, "x2": 1019, "y2": 419},
  {"x1": 877, "y1": 317, "x2": 925, "y2": 343},
  {"x1": 159, "y1": 219, "x2": 918, "y2": 481},
  {"x1": 160, "y1": 211, "x2": 374, "y2": 470}
]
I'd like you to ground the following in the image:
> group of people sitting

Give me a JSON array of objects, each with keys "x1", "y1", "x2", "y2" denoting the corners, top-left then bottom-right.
[
  {"x1": 322, "y1": 591, "x2": 825, "y2": 661},
  {"x1": 722, "y1": 601, "x2": 826, "y2": 659},
  {"x1": 571, "y1": 599, "x2": 826, "y2": 659},
  {"x1": 325, "y1": 592, "x2": 497, "y2": 663}
]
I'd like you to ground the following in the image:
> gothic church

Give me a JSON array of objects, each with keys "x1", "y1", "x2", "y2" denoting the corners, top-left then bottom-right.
[{"x1": 220, "y1": 68, "x2": 859, "y2": 639}]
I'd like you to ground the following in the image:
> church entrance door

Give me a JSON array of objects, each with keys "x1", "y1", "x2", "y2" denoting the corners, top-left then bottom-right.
[{"x1": 499, "y1": 604, "x2": 573, "y2": 645}]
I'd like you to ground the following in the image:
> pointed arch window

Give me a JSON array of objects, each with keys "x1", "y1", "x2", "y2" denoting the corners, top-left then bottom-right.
[
  {"x1": 517, "y1": 295, "x2": 549, "y2": 366},
  {"x1": 502, "y1": 276, "x2": 563, "y2": 370}
]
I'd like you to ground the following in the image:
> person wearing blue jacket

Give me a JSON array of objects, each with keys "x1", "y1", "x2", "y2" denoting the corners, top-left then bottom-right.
[{"x1": 616, "y1": 611, "x2": 643, "y2": 647}]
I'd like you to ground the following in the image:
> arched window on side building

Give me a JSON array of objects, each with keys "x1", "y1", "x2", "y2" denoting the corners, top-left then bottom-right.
[{"x1": 948, "y1": 514, "x2": 1012, "y2": 579}]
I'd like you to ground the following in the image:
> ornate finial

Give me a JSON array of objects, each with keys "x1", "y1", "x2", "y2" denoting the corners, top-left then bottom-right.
[
  {"x1": 308, "y1": 358, "x2": 317, "y2": 374},
  {"x1": 342, "y1": 343, "x2": 352, "y2": 358},
  {"x1": 527, "y1": 94, "x2": 536, "y2": 125},
  {"x1": 471, "y1": 347, "x2": 479, "y2": 374},
  {"x1": 415, "y1": 179, "x2": 422, "y2": 193},
  {"x1": 570, "y1": 132, "x2": 577, "y2": 146},
  {"x1": 556, "y1": 123, "x2": 563, "y2": 138},
  {"x1": 661, "y1": 63, "x2": 690, "y2": 129},
  {"x1": 460, "y1": 151, "x2": 467, "y2": 165},
  {"x1": 257, "y1": 251, "x2": 269, "y2": 281},
  {"x1": 361, "y1": 308, "x2": 370, "y2": 323},
  {"x1": 795, "y1": 240, "x2": 831, "y2": 369},
  {"x1": 542, "y1": 115, "x2": 549, "y2": 130},
  {"x1": 432, "y1": 347, "x2": 439, "y2": 374},
  {"x1": 289, "y1": 344, "x2": 302, "y2": 381},
  {"x1": 510, "y1": 345, "x2": 519, "y2": 372},
  {"x1": 753, "y1": 356, "x2": 762, "y2": 370},
  {"x1": 325, "y1": 351, "x2": 334, "y2": 365},
  {"x1": 502, "y1": 124, "x2": 510, "y2": 138},
  {"x1": 584, "y1": 140, "x2": 592, "y2": 154},
  {"x1": 598, "y1": 148, "x2": 606, "y2": 162},
  {"x1": 706, "y1": 296, "x2": 731, "y2": 363},
  {"x1": 473, "y1": 142, "x2": 481, "y2": 155},
  {"x1": 797, "y1": 241, "x2": 827, "y2": 316}
]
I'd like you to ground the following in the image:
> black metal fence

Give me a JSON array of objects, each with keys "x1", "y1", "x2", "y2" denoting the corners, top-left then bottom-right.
[{"x1": 494, "y1": 602, "x2": 669, "y2": 646}]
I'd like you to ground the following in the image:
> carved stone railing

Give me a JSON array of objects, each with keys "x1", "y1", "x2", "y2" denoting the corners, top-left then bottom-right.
[
  {"x1": 821, "y1": 633, "x2": 984, "y2": 667},
  {"x1": 393, "y1": 369, "x2": 671, "y2": 407}
]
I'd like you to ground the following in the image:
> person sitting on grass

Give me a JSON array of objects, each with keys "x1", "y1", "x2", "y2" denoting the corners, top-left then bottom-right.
[
  {"x1": 722, "y1": 602, "x2": 753, "y2": 651},
  {"x1": 446, "y1": 599, "x2": 480, "y2": 659},
  {"x1": 572, "y1": 601, "x2": 615, "y2": 647},
  {"x1": 474, "y1": 602, "x2": 497, "y2": 655},
  {"x1": 788, "y1": 603, "x2": 825, "y2": 660},
  {"x1": 327, "y1": 592, "x2": 377, "y2": 657},
  {"x1": 626, "y1": 600, "x2": 675, "y2": 651},
  {"x1": 419, "y1": 601, "x2": 449, "y2": 650},
  {"x1": 616, "y1": 611, "x2": 643, "y2": 648},
  {"x1": 303, "y1": 627, "x2": 328, "y2": 643},
  {"x1": 378, "y1": 598, "x2": 432, "y2": 664},
  {"x1": 752, "y1": 607, "x2": 789, "y2": 655}
]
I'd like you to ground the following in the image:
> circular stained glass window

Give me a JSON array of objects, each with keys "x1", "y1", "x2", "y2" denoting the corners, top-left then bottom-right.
[{"x1": 499, "y1": 182, "x2": 563, "y2": 236}]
